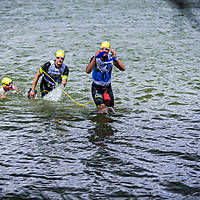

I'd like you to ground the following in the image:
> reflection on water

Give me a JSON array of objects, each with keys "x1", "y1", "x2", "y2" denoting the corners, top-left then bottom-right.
[
  {"x1": 88, "y1": 114, "x2": 116, "y2": 146},
  {"x1": 166, "y1": 0, "x2": 200, "y2": 30}
]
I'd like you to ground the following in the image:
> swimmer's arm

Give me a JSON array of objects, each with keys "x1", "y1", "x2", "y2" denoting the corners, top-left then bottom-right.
[
  {"x1": 113, "y1": 59, "x2": 126, "y2": 71},
  {"x1": 31, "y1": 70, "x2": 42, "y2": 91},
  {"x1": 86, "y1": 56, "x2": 96, "y2": 73},
  {"x1": 62, "y1": 77, "x2": 67, "y2": 87},
  {"x1": 110, "y1": 49, "x2": 125, "y2": 71},
  {"x1": 29, "y1": 70, "x2": 42, "y2": 98},
  {"x1": 62, "y1": 67, "x2": 69, "y2": 87}
]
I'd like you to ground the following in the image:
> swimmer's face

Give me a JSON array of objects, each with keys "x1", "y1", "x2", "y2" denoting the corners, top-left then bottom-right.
[
  {"x1": 101, "y1": 47, "x2": 109, "y2": 56},
  {"x1": 55, "y1": 56, "x2": 64, "y2": 67}
]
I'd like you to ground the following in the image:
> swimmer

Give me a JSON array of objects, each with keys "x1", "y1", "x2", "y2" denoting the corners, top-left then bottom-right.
[{"x1": 86, "y1": 41, "x2": 125, "y2": 114}]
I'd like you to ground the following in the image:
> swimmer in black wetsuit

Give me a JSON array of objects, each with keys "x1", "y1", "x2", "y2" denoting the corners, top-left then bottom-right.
[{"x1": 28, "y1": 50, "x2": 69, "y2": 98}]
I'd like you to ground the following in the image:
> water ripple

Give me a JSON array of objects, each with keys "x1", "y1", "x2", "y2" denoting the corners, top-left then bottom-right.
[{"x1": 0, "y1": 0, "x2": 200, "y2": 199}]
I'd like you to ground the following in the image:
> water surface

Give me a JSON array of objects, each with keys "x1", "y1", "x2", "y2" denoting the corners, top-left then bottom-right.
[{"x1": 0, "y1": 0, "x2": 200, "y2": 199}]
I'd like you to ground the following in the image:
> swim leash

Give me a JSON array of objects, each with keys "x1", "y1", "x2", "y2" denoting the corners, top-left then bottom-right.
[{"x1": 41, "y1": 69, "x2": 94, "y2": 106}]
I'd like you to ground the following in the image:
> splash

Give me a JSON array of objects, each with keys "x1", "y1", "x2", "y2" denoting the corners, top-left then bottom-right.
[{"x1": 43, "y1": 85, "x2": 63, "y2": 101}]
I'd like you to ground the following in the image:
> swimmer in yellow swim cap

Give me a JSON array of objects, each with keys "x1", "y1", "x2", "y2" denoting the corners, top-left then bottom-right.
[
  {"x1": 28, "y1": 49, "x2": 69, "y2": 98},
  {"x1": 0, "y1": 77, "x2": 18, "y2": 93},
  {"x1": 86, "y1": 41, "x2": 125, "y2": 114},
  {"x1": 0, "y1": 77, "x2": 18, "y2": 98}
]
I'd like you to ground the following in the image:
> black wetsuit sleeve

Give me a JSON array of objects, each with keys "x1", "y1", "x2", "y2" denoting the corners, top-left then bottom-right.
[
  {"x1": 90, "y1": 56, "x2": 95, "y2": 63},
  {"x1": 41, "y1": 62, "x2": 51, "y2": 72},
  {"x1": 63, "y1": 66, "x2": 69, "y2": 76}
]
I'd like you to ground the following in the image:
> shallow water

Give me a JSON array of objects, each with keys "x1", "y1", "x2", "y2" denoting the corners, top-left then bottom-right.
[{"x1": 0, "y1": 0, "x2": 200, "y2": 199}]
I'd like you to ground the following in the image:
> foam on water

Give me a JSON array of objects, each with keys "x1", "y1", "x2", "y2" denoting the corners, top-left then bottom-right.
[{"x1": 43, "y1": 85, "x2": 63, "y2": 101}]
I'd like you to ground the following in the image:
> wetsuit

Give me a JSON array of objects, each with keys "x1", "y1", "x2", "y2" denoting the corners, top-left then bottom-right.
[
  {"x1": 0, "y1": 85, "x2": 15, "y2": 93},
  {"x1": 39, "y1": 60, "x2": 69, "y2": 97},
  {"x1": 0, "y1": 86, "x2": 5, "y2": 93},
  {"x1": 90, "y1": 54, "x2": 116, "y2": 107}
]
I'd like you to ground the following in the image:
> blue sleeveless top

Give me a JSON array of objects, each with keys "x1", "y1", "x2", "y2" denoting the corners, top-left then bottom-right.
[{"x1": 92, "y1": 54, "x2": 114, "y2": 87}]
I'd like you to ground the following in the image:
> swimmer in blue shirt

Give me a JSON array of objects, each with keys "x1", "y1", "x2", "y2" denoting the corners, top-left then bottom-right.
[{"x1": 86, "y1": 41, "x2": 125, "y2": 114}]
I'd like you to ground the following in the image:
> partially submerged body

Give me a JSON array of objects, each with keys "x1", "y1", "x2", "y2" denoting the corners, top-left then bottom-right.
[
  {"x1": 86, "y1": 41, "x2": 125, "y2": 114},
  {"x1": 28, "y1": 50, "x2": 69, "y2": 99},
  {"x1": 0, "y1": 77, "x2": 18, "y2": 98}
]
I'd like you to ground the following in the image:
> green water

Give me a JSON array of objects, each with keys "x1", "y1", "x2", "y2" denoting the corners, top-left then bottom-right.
[{"x1": 0, "y1": 0, "x2": 200, "y2": 199}]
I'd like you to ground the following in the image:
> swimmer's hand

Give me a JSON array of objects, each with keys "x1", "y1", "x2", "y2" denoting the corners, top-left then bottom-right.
[
  {"x1": 28, "y1": 88, "x2": 37, "y2": 99},
  {"x1": 95, "y1": 51, "x2": 106, "y2": 58}
]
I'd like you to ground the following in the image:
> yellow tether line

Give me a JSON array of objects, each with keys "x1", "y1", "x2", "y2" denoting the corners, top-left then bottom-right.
[{"x1": 41, "y1": 69, "x2": 93, "y2": 106}]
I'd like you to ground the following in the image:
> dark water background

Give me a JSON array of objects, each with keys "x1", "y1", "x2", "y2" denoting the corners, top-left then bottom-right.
[{"x1": 0, "y1": 0, "x2": 200, "y2": 199}]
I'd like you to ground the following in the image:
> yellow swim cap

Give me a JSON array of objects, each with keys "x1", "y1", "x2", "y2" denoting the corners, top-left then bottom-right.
[
  {"x1": 1, "y1": 77, "x2": 12, "y2": 87},
  {"x1": 56, "y1": 50, "x2": 65, "y2": 58},
  {"x1": 100, "y1": 41, "x2": 110, "y2": 49}
]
